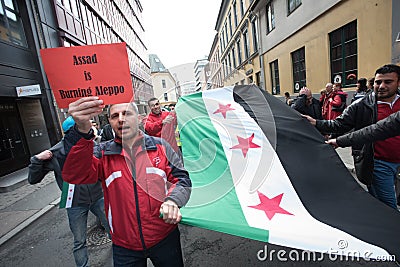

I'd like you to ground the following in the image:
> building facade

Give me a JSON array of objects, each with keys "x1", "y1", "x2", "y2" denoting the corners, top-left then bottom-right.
[
  {"x1": 149, "y1": 54, "x2": 179, "y2": 106},
  {"x1": 215, "y1": 0, "x2": 263, "y2": 88},
  {"x1": 208, "y1": 34, "x2": 224, "y2": 89},
  {"x1": 194, "y1": 58, "x2": 209, "y2": 92},
  {"x1": 0, "y1": 0, "x2": 150, "y2": 177},
  {"x1": 251, "y1": 0, "x2": 400, "y2": 96}
]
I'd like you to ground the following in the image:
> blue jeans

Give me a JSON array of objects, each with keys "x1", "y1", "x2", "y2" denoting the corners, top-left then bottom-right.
[
  {"x1": 67, "y1": 198, "x2": 110, "y2": 267},
  {"x1": 368, "y1": 159, "x2": 399, "y2": 210},
  {"x1": 112, "y1": 227, "x2": 183, "y2": 267}
]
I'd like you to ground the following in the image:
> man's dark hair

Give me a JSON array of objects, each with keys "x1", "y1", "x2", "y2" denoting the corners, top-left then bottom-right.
[
  {"x1": 169, "y1": 103, "x2": 176, "y2": 107},
  {"x1": 368, "y1": 77, "x2": 375, "y2": 87},
  {"x1": 375, "y1": 64, "x2": 400, "y2": 79},
  {"x1": 357, "y1": 78, "x2": 367, "y2": 92},
  {"x1": 148, "y1": 97, "x2": 158, "y2": 106},
  {"x1": 284, "y1": 92, "x2": 290, "y2": 98}
]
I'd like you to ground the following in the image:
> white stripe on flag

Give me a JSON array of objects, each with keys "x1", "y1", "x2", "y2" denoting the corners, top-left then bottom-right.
[
  {"x1": 65, "y1": 184, "x2": 75, "y2": 208},
  {"x1": 202, "y1": 87, "x2": 390, "y2": 258}
]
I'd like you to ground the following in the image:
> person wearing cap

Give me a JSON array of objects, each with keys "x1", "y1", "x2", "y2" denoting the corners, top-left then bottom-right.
[{"x1": 28, "y1": 116, "x2": 110, "y2": 267}]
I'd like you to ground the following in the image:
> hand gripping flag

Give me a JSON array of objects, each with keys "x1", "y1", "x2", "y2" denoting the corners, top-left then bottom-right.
[{"x1": 176, "y1": 85, "x2": 400, "y2": 261}]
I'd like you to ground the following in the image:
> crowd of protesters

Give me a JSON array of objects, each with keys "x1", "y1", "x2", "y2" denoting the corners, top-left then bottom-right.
[
  {"x1": 288, "y1": 64, "x2": 400, "y2": 211},
  {"x1": 28, "y1": 63, "x2": 399, "y2": 266}
]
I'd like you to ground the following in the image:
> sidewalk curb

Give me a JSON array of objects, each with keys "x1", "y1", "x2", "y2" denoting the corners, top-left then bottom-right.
[{"x1": 0, "y1": 197, "x2": 60, "y2": 246}]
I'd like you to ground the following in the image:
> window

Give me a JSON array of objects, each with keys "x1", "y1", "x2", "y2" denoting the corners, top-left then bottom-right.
[
  {"x1": 70, "y1": 0, "x2": 80, "y2": 17},
  {"x1": 224, "y1": 58, "x2": 228, "y2": 77},
  {"x1": 255, "y1": 71, "x2": 262, "y2": 88},
  {"x1": 228, "y1": 51, "x2": 232, "y2": 72},
  {"x1": 164, "y1": 93, "x2": 168, "y2": 102},
  {"x1": 63, "y1": 0, "x2": 71, "y2": 11},
  {"x1": 233, "y1": 1, "x2": 238, "y2": 27},
  {"x1": 0, "y1": 0, "x2": 27, "y2": 46},
  {"x1": 240, "y1": 0, "x2": 245, "y2": 18},
  {"x1": 232, "y1": 47, "x2": 237, "y2": 68},
  {"x1": 243, "y1": 28, "x2": 250, "y2": 59},
  {"x1": 236, "y1": 38, "x2": 242, "y2": 65},
  {"x1": 270, "y1": 60, "x2": 280, "y2": 95},
  {"x1": 266, "y1": 2, "x2": 275, "y2": 33},
  {"x1": 224, "y1": 23, "x2": 228, "y2": 47},
  {"x1": 288, "y1": 0, "x2": 301, "y2": 14},
  {"x1": 291, "y1": 47, "x2": 306, "y2": 93},
  {"x1": 162, "y1": 79, "x2": 166, "y2": 88},
  {"x1": 251, "y1": 18, "x2": 258, "y2": 52},
  {"x1": 228, "y1": 12, "x2": 232, "y2": 37},
  {"x1": 329, "y1": 20, "x2": 357, "y2": 87}
]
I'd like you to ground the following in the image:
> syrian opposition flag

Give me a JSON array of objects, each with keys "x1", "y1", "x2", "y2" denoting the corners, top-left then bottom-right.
[
  {"x1": 176, "y1": 85, "x2": 400, "y2": 261},
  {"x1": 60, "y1": 182, "x2": 74, "y2": 209}
]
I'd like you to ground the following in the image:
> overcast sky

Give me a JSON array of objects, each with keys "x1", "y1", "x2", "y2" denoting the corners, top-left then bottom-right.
[{"x1": 141, "y1": 1, "x2": 221, "y2": 69}]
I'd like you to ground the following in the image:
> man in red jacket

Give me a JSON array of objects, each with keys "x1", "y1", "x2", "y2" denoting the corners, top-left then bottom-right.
[
  {"x1": 144, "y1": 97, "x2": 179, "y2": 152},
  {"x1": 62, "y1": 97, "x2": 191, "y2": 266}
]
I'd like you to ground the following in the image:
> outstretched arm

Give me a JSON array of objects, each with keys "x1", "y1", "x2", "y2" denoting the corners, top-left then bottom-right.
[{"x1": 327, "y1": 111, "x2": 400, "y2": 147}]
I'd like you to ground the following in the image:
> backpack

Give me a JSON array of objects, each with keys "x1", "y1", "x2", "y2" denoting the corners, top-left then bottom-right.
[{"x1": 331, "y1": 93, "x2": 347, "y2": 112}]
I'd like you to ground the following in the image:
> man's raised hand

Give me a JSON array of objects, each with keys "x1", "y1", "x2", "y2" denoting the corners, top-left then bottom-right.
[{"x1": 68, "y1": 97, "x2": 104, "y2": 133}]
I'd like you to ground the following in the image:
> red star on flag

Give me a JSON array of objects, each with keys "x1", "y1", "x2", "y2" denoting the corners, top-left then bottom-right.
[
  {"x1": 213, "y1": 103, "x2": 235, "y2": 119},
  {"x1": 249, "y1": 192, "x2": 293, "y2": 220},
  {"x1": 230, "y1": 133, "x2": 260, "y2": 157}
]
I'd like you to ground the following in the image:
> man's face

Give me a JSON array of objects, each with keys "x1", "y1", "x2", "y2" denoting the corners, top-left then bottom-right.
[
  {"x1": 109, "y1": 103, "x2": 139, "y2": 141},
  {"x1": 149, "y1": 100, "x2": 161, "y2": 115},
  {"x1": 326, "y1": 85, "x2": 333, "y2": 93},
  {"x1": 333, "y1": 84, "x2": 341, "y2": 92},
  {"x1": 374, "y1": 72, "x2": 400, "y2": 101}
]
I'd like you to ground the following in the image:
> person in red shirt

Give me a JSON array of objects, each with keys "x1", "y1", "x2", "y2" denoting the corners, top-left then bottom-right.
[
  {"x1": 321, "y1": 83, "x2": 334, "y2": 120},
  {"x1": 329, "y1": 83, "x2": 348, "y2": 119},
  {"x1": 144, "y1": 98, "x2": 179, "y2": 153}
]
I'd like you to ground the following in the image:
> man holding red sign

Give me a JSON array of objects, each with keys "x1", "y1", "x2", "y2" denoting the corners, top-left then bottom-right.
[{"x1": 61, "y1": 97, "x2": 191, "y2": 266}]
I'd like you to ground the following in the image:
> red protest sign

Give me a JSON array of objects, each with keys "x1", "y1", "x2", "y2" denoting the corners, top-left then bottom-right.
[{"x1": 40, "y1": 43, "x2": 133, "y2": 108}]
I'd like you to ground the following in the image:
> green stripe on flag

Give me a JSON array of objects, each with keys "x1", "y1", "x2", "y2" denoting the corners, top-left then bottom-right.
[
  {"x1": 59, "y1": 181, "x2": 69, "y2": 209},
  {"x1": 177, "y1": 92, "x2": 269, "y2": 242}
]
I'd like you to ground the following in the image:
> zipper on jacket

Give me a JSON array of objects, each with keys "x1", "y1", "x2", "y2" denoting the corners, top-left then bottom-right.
[{"x1": 132, "y1": 169, "x2": 147, "y2": 251}]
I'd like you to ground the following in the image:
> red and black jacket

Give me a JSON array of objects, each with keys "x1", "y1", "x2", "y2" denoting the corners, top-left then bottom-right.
[{"x1": 62, "y1": 127, "x2": 191, "y2": 250}]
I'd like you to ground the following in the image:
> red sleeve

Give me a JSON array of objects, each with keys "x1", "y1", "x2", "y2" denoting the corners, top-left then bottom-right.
[
  {"x1": 144, "y1": 112, "x2": 169, "y2": 137},
  {"x1": 62, "y1": 138, "x2": 101, "y2": 184},
  {"x1": 331, "y1": 95, "x2": 342, "y2": 107}
]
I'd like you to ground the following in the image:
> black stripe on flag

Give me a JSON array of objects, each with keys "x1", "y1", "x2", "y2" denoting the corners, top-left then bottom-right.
[{"x1": 232, "y1": 85, "x2": 400, "y2": 260}]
